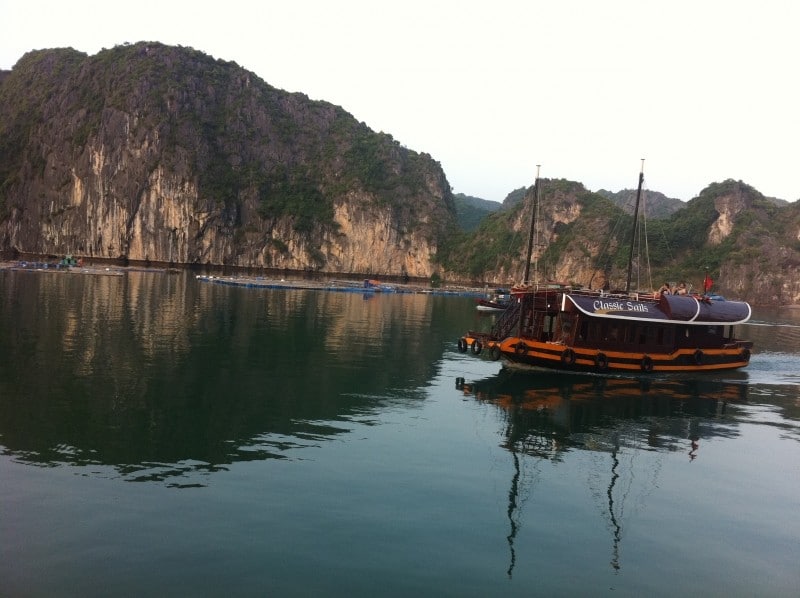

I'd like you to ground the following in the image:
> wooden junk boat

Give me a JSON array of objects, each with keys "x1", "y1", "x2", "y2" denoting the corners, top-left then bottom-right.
[
  {"x1": 457, "y1": 163, "x2": 753, "y2": 374},
  {"x1": 475, "y1": 289, "x2": 511, "y2": 312}
]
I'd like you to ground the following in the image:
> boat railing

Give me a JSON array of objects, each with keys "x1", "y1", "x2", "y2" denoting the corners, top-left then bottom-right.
[
  {"x1": 490, "y1": 300, "x2": 522, "y2": 340},
  {"x1": 564, "y1": 288, "x2": 660, "y2": 302}
]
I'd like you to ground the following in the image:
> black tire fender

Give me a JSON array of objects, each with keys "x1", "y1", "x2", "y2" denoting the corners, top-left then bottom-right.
[
  {"x1": 489, "y1": 344, "x2": 502, "y2": 361},
  {"x1": 561, "y1": 348, "x2": 576, "y2": 365}
]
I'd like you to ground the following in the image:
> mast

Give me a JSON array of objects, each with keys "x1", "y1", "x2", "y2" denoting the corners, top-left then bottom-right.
[
  {"x1": 522, "y1": 165, "x2": 541, "y2": 285},
  {"x1": 625, "y1": 159, "x2": 645, "y2": 294}
]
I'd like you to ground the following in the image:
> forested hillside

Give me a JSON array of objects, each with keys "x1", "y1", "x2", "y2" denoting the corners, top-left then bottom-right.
[
  {"x1": 597, "y1": 188, "x2": 684, "y2": 219},
  {"x1": 0, "y1": 42, "x2": 456, "y2": 277},
  {"x1": 438, "y1": 178, "x2": 800, "y2": 304},
  {"x1": 1, "y1": 42, "x2": 799, "y2": 303},
  {"x1": 452, "y1": 193, "x2": 502, "y2": 231}
]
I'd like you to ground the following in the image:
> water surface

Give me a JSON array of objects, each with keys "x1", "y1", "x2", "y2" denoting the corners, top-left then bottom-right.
[{"x1": 1, "y1": 271, "x2": 798, "y2": 596}]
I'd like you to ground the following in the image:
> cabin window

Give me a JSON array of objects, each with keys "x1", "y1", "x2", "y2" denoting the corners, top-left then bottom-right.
[
  {"x1": 625, "y1": 325, "x2": 637, "y2": 344},
  {"x1": 638, "y1": 326, "x2": 649, "y2": 344}
]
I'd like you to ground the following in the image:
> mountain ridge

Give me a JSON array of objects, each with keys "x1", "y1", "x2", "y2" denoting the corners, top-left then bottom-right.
[
  {"x1": 1, "y1": 42, "x2": 799, "y2": 304},
  {"x1": 0, "y1": 42, "x2": 454, "y2": 279}
]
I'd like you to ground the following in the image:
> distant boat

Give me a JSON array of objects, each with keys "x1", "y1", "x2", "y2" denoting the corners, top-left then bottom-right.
[
  {"x1": 476, "y1": 289, "x2": 511, "y2": 311},
  {"x1": 458, "y1": 163, "x2": 754, "y2": 373}
]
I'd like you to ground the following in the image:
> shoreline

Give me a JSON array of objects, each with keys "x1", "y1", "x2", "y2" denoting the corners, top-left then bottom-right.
[
  {"x1": 4, "y1": 260, "x2": 797, "y2": 306},
  {"x1": 0, "y1": 261, "x2": 486, "y2": 298}
]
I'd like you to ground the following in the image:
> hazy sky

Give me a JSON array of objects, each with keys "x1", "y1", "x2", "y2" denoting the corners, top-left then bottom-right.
[{"x1": 2, "y1": 0, "x2": 798, "y2": 203}]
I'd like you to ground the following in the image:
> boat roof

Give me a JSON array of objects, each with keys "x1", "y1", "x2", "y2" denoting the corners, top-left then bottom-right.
[{"x1": 564, "y1": 293, "x2": 751, "y2": 325}]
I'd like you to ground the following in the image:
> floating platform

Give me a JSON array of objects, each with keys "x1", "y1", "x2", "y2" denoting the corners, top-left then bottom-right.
[
  {"x1": 194, "y1": 274, "x2": 483, "y2": 297},
  {"x1": 1, "y1": 261, "x2": 124, "y2": 276}
]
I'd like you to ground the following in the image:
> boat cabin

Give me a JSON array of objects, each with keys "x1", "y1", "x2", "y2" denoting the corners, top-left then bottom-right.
[{"x1": 462, "y1": 286, "x2": 752, "y2": 373}]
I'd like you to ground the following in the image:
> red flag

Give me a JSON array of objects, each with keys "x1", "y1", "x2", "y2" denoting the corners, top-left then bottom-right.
[{"x1": 703, "y1": 273, "x2": 713, "y2": 292}]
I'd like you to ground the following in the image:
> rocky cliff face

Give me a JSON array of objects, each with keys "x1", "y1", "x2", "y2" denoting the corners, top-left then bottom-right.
[
  {"x1": 708, "y1": 182, "x2": 749, "y2": 245},
  {"x1": 0, "y1": 43, "x2": 455, "y2": 278},
  {"x1": 3, "y1": 44, "x2": 800, "y2": 304},
  {"x1": 706, "y1": 181, "x2": 800, "y2": 305},
  {"x1": 445, "y1": 180, "x2": 624, "y2": 290},
  {"x1": 442, "y1": 178, "x2": 800, "y2": 305}
]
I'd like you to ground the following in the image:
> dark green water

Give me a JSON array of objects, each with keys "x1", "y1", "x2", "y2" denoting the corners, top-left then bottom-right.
[{"x1": 1, "y1": 270, "x2": 799, "y2": 596}]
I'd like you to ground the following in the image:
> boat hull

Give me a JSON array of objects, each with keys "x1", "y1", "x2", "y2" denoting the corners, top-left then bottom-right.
[
  {"x1": 459, "y1": 335, "x2": 752, "y2": 373},
  {"x1": 475, "y1": 298, "x2": 510, "y2": 311}
]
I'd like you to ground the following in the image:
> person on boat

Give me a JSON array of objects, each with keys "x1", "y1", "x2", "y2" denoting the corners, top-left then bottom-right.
[
  {"x1": 676, "y1": 282, "x2": 688, "y2": 295},
  {"x1": 658, "y1": 282, "x2": 672, "y2": 296}
]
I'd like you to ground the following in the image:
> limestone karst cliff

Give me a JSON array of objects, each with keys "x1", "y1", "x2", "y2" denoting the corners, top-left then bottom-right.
[
  {"x1": 437, "y1": 178, "x2": 800, "y2": 305},
  {"x1": 0, "y1": 43, "x2": 455, "y2": 278},
  {"x1": 2, "y1": 43, "x2": 800, "y2": 304}
]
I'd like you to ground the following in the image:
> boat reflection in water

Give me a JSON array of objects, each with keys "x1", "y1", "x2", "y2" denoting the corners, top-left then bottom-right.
[{"x1": 455, "y1": 370, "x2": 749, "y2": 576}]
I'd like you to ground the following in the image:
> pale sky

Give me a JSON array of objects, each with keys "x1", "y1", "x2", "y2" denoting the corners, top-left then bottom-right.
[{"x1": 2, "y1": 0, "x2": 798, "y2": 203}]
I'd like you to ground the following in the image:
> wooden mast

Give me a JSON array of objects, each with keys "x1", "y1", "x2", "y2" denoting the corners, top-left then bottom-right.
[
  {"x1": 625, "y1": 159, "x2": 645, "y2": 294},
  {"x1": 522, "y1": 165, "x2": 541, "y2": 285}
]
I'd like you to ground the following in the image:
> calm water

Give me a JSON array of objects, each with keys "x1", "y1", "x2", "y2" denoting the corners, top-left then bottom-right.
[{"x1": 1, "y1": 271, "x2": 798, "y2": 597}]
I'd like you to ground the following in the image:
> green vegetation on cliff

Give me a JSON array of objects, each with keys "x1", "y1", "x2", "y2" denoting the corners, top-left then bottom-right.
[
  {"x1": 439, "y1": 177, "x2": 800, "y2": 302},
  {"x1": 452, "y1": 193, "x2": 503, "y2": 231},
  {"x1": 1, "y1": 43, "x2": 799, "y2": 302},
  {"x1": 0, "y1": 42, "x2": 455, "y2": 260}
]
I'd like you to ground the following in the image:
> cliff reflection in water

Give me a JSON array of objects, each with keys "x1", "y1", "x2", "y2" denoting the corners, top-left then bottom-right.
[
  {"x1": 0, "y1": 270, "x2": 460, "y2": 485},
  {"x1": 455, "y1": 370, "x2": 750, "y2": 574}
]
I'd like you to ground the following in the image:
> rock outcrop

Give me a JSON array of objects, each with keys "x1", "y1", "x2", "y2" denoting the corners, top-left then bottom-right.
[
  {"x1": 438, "y1": 178, "x2": 800, "y2": 305},
  {"x1": 2, "y1": 43, "x2": 800, "y2": 304},
  {"x1": 0, "y1": 43, "x2": 455, "y2": 278}
]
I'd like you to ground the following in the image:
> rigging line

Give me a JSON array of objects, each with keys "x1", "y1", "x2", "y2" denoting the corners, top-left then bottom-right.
[
  {"x1": 626, "y1": 161, "x2": 645, "y2": 293},
  {"x1": 641, "y1": 185, "x2": 654, "y2": 291},
  {"x1": 631, "y1": 181, "x2": 648, "y2": 291},
  {"x1": 592, "y1": 198, "x2": 629, "y2": 289},
  {"x1": 522, "y1": 166, "x2": 541, "y2": 285},
  {"x1": 588, "y1": 190, "x2": 628, "y2": 290},
  {"x1": 533, "y1": 169, "x2": 541, "y2": 286},
  {"x1": 497, "y1": 226, "x2": 523, "y2": 285},
  {"x1": 645, "y1": 185, "x2": 678, "y2": 267},
  {"x1": 629, "y1": 176, "x2": 655, "y2": 292},
  {"x1": 502, "y1": 197, "x2": 525, "y2": 268},
  {"x1": 632, "y1": 191, "x2": 641, "y2": 290}
]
